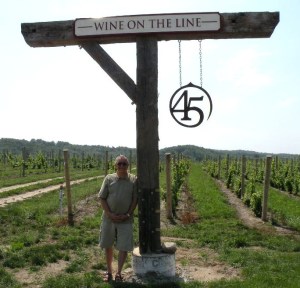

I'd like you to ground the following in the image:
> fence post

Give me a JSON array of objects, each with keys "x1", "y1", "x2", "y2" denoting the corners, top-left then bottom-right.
[
  {"x1": 225, "y1": 154, "x2": 229, "y2": 179},
  {"x1": 262, "y1": 155, "x2": 272, "y2": 221},
  {"x1": 21, "y1": 147, "x2": 27, "y2": 177},
  {"x1": 165, "y1": 153, "x2": 173, "y2": 219},
  {"x1": 105, "y1": 151, "x2": 108, "y2": 175},
  {"x1": 129, "y1": 150, "x2": 132, "y2": 173},
  {"x1": 218, "y1": 155, "x2": 221, "y2": 179},
  {"x1": 241, "y1": 155, "x2": 246, "y2": 198},
  {"x1": 63, "y1": 149, "x2": 74, "y2": 226}
]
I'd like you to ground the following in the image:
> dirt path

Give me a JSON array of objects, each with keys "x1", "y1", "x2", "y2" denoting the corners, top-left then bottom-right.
[
  {"x1": 216, "y1": 179, "x2": 300, "y2": 237},
  {"x1": 0, "y1": 176, "x2": 103, "y2": 208},
  {"x1": 0, "y1": 177, "x2": 64, "y2": 194}
]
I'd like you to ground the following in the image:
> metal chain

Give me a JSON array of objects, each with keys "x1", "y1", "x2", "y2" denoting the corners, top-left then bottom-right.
[
  {"x1": 178, "y1": 40, "x2": 182, "y2": 87},
  {"x1": 179, "y1": 40, "x2": 203, "y2": 87},
  {"x1": 198, "y1": 40, "x2": 203, "y2": 87}
]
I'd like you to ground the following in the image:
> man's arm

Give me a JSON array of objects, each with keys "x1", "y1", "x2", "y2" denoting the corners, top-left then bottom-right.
[
  {"x1": 100, "y1": 198, "x2": 124, "y2": 222},
  {"x1": 127, "y1": 195, "x2": 138, "y2": 217}
]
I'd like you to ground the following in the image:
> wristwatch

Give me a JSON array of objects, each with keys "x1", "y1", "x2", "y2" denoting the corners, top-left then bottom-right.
[{"x1": 126, "y1": 213, "x2": 130, "y2": 217}]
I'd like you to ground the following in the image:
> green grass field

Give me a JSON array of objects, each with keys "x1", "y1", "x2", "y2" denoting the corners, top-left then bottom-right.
[{"x1": 0, "y1": 163, "x2": 299, "y2": 287}]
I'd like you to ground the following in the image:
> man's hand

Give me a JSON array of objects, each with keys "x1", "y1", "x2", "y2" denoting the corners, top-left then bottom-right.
[{"x1": 107, "y1": 212, "x2": 130, "y2": 223}]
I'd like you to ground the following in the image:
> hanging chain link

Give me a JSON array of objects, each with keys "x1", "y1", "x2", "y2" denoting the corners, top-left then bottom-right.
[
  {"x1": 178, "y1": 40, "x2": 203, "y2": 87},
  {"x1": 198, "y1": 40, "x2": 203, "y2": 87},
  {"x1": 178, "y1": 40, "x2": 182, "y2": 87}
]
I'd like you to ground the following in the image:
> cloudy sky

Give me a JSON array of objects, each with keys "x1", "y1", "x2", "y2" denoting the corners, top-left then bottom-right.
[{"x1": 1, "y1": 0, "x2": 299, "y2": 154}]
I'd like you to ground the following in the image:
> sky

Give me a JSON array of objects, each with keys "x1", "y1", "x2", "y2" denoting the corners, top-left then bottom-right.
[{"x1": 1, "y1": 0, "x2": 299, "y2": 154}]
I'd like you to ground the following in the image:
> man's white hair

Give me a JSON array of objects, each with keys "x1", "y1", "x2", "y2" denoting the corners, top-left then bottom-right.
[{"x1": 114, "y1": 155, "x2": 129, "y2": 165}]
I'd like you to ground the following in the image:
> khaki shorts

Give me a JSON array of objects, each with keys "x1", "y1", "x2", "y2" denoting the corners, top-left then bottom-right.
[{"x1": 99, "y1": 218, "x2": 134, "y2": 252}]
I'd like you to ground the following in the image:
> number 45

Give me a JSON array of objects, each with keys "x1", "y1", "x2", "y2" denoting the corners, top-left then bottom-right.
[
  {"x1": 170, "y1": 90, "x2": 204, "y2": 126},
  {"x1": 169, "y1": 83, "x2": 213, "y2": 128}
]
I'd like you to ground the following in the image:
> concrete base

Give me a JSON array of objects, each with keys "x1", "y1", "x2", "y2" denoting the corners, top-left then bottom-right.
[{"x1": 132, "y1": 247, "x2": 176, "y2": 277}]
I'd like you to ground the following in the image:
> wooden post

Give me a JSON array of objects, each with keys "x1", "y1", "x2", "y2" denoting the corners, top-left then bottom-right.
[
  {"x1": 262, "y1": 155, "x2": 272, "y2": 222},
  {"x1": 218, "y1": 155, "x2": 221, "y2": 179},
  {"x1": 63, "y1": 149, "x2": 74, "y2": 226},
  {"x1": 165, "y1": 153, "x2": 172, "y2": 219},
  {"x1": 241, "y1": 155, "x2": 246, "y2": 198},
  {"x1": 21, "y1": 147, "x2": 27, "y2": 177},
  {"x1": 136, "y1": 37, "x2": 161, "y2": 254},
  {"x1": 225, "y1": 154, "x2": 230, "y2": 179},
  {"x1": 129, "y1": 150, "x2": 132, "y2": 173},
  {"x1": 105, "y1": 151, "x2": 108, "y2": 175},
  {"x1": 58, "y1": 150, "x2": 62, "y2": 173}
]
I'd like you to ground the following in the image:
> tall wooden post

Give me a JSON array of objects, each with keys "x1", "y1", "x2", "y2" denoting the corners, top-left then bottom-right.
[
  {"x1": 136, "y1": 37, "x2": 161, "y2": 254},
  {"x1": 63, "y1": 149, "x2": 74, "y2": 226},
  {"x1": 241, "y1": 155, "x2": 246, "y2": 198},
  {"x1": 225, "y1": 154, "x2": 230, "y2": 179},
  {"x1": 262, "y1": 155, "x2": 272, "y2": 221},
  {"x1": 21, "y1": 147, "x2": 27, "y2": 177},
  {"x1": 165, "y1": 153, "x2": 173, "y2": 219},
  {"x1": 129, "y1": 150, "x2": 132, "y2": 173},
  {"x1": 105, "y1": 150, "x2": 108, "y2": 175},
  {"x1": 218, "y1": 155, "x2": 221, "y2": 179}
]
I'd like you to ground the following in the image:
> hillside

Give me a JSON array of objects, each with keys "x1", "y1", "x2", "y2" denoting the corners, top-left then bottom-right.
[
  {"x1": 0, "y1": 138, "x2": 135, "y2": 159},
  {"x1": 0, "y1": 138, "x2": 297, "y2": 161}
]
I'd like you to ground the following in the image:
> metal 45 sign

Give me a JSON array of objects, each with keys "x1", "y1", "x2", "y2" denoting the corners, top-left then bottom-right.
[{"x1": 169, "y1": 82, "x2": 213, "y2": 128}]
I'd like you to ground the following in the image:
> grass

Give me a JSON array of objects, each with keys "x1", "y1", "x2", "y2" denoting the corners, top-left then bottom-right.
[
  {"x1": 0, "y1": 177, "x2": 64, "y2": 199},
  {"x1": 213, "y1": 162, "x2": 300, "y2": 232},
  {"x1": 0, "y1": 164, "x2": 103, "y2": 188},
  {"x1": 162, "y1": 163, "x2": 300, "y2": 287},
  {"x1": 0, "y1": 163, "x2": 299, "y2": 287},
  {"x1": 268, "y1": 187, "x2": 300, "y2": 230}
]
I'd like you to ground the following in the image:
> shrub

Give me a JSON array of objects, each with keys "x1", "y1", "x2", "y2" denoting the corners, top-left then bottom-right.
[
  {"x1": 243, "y1": 177, "x2": 256, "y2": 207},
  {"x1": 250, "y1": 190, "x2": 262, "y2": 217}
]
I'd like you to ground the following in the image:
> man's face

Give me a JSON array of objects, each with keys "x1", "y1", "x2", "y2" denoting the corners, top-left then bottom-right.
[{"x1": 116, "y1": 159, "x2": 129, "y2": 172}]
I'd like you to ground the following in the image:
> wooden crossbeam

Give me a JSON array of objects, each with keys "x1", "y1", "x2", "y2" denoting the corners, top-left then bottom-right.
[
  {"x1": 82, "y1": 42, "x2": 137, "y2": 103},
  {"x1": 21, "y1": 12, "x2": 279, "y2": 47}
]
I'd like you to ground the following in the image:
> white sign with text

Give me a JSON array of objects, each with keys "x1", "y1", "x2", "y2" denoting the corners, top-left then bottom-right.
[{"x1": 74, "y1": 13, "x2": 220, "y2": 37}]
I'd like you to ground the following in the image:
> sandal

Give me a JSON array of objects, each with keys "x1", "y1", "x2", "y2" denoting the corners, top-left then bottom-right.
[
  {"x1": 115, "y1": 272, "x2": 123, "y2": 282},
  {"x1": 103, "y1": 272, "x2": 112, "y2": 282}
]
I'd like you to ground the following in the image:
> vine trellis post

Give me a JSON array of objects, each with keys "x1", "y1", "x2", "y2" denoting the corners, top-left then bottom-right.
[{"x1": 21, "y1": 12, "x2": 279, "y2": 254}]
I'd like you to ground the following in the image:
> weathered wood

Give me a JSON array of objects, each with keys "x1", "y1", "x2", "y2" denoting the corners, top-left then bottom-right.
[
  {"x1": 241, "y1": 155, "x2": 246, "y2": 198},
  {"x1": 63, "y1": 149, "x2": 74, "y2": 226},
  {"x1": 82, "y1": 42, "x2": 137, "y2": 103},
  {"x1": 21, "y1": 12, "x2": 279, "y2": 47},
  {"x1": 136, "y1": 37, "x2": 161, "y2": 254},
  {"x1": 165, "y1": 153, "x2": 173, "y2": 219},
  {"x1": 262, "y1": 156, "x2": 272, "y2": 222}
]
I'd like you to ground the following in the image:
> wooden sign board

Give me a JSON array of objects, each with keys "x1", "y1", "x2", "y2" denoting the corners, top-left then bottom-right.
[
  {"x1": 74, "y1": 13, "x2": 220, "y2": 37},
  {"x1": 21, "y1": 12, "x2": 279, "y2": 47}
]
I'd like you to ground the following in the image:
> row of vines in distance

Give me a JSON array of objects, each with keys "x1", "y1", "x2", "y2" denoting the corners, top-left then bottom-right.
[
  {"x1": 0, "y1": 148, "x2": 118, "y2": 177},
  {"x1": 204, "y1": 155, "x2": 300, "y2": 216}
]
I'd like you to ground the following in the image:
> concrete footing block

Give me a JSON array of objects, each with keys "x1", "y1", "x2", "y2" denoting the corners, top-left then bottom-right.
[{"x1": 132, "y1": 246, "x2": 176, "y2": 277}]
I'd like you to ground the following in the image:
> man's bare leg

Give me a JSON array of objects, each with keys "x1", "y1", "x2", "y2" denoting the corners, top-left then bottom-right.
[
  {"x1": 117, "y1": 251, "x2": 128, "y2": 277},
  {"x1": 105, "y1": 247, "x2": 113, "y2": 274}
]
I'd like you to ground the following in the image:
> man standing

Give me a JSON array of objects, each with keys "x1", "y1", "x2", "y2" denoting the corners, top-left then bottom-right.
[{"x1": 98, "y1": 155, "x2": 138, "y2": 282}]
